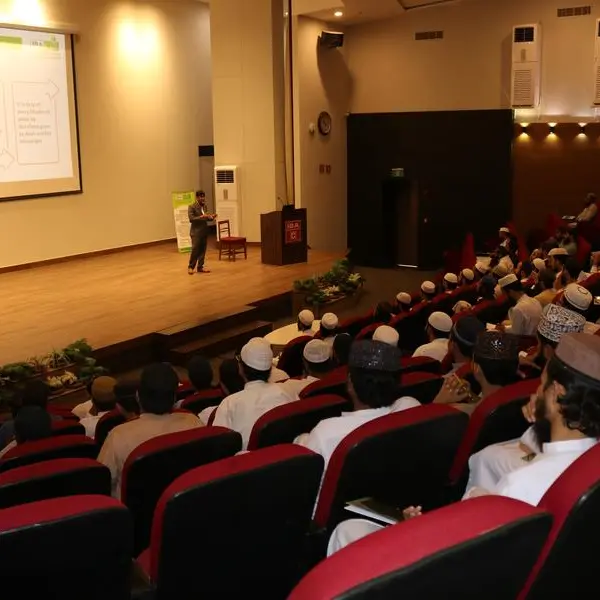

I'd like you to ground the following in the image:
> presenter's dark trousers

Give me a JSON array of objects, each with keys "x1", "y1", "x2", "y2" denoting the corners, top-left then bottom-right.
[{"x1": 189, "y1": 230, "x2": 208, "y2": 271}]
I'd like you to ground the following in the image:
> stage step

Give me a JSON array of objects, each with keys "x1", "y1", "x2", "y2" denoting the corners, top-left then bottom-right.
[{"x1": 167, "y1": 320, "x2": 274, "y2": 364}]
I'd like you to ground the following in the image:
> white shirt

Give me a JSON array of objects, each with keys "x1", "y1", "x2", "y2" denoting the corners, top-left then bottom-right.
[
  {"x1": 508, "y1": 294, "x2": 543, "y2": 335},
  {"x1": 412, "y1": 338, "x2": 449, "y2": 362},
  {"x1": 269, "y1": 367, "x2": 289, "y2": 383},
  {"x1": 212, "y1": 380, "x2": 293, "y2": 449},
  {"x1": 72, "y1": 399, "x2": 93, "y2": 419},
  {"x1": 79, "y1": 411, "x2": 110, "y2": 439},
  {"x1": 279, "y1": 375, "x2": 319, "y2": 401},
  {"x1": 296, "y1": 397, "x2": 421, "y2": 470}
]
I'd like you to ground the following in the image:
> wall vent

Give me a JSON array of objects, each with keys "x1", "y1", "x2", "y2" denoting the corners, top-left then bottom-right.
[
  {"x1": 557, "y1": 6, "x2": 591, "y2": 17},
  {"x1": 511, "y1": 24, "x2": 541, "y2": 108},
  {"x1": 215, "y1": 169, "x2": 235, "y2": 184},
  {"x1": 414, "y1": 30, "x2": 444, "y2": 41}
]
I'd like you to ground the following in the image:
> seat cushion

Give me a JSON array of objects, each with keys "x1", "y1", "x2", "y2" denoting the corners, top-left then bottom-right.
[{"x1": 221, "y1": 236, "x2": 246, "y2": 242}]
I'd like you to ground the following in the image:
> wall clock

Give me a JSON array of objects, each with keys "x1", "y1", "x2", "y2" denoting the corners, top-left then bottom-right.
[{"x1": 318, "y1": 111, "x2": 332, "y2": 136}]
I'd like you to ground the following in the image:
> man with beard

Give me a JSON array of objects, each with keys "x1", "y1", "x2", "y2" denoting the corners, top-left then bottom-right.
[
  {"x1": 326, "y1": 332, "x2": 600, "y2": 556},
  {"x1": 498, "y1": 274, "x2": 542, "y2": 335}
]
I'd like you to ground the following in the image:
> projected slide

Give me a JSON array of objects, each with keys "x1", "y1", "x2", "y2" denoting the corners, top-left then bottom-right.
[{"x1": 0, "y1": 27, "x2": 81, "y2": 199}]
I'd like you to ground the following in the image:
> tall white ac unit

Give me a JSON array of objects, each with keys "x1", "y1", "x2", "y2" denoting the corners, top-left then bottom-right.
[
  {"x1": 593, "y1": 19, "x2": 600, "y2": 105},
  {"x1": 214, "y1": 165, "x2": 241, "y2": 238},
  {"x1": 511, "y1": 24, "x2": 541, "y2": 108}
]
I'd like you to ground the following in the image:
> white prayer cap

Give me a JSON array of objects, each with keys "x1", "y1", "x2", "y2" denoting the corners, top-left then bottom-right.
[
  {"x1": 499, "y1": 227, "x2": 510, "y2": 234},
  {"x1": 321, "y1": 312, "x2": 339, "y2": 330},
  {"x1": 475, "y1": 262, "x2": 489, "y2": 275},
  {"x1": 373, "y1": 325, "x2": 400, "y2": 347},
  {"x1": 498, "y1": 273, "x2": 518, "y2": 288},
  {"x1": 533, "y1": 258, "x2": 546, "y2": 271},
  {"x1": 492, "y1": 264, "x2": 509, "y2": 278},
  {"x1": 548, "y1": 247, "x2": 569, "y2": 257},
  {"x1": 240, "y1": 338, "x2": 273, "y2": 371},
  {"x1": 564, "y1": 284, "x2": 592, "y2": 311},
  {"x1": 421, "y1": 281, "x2": 436, "y2": 294},
  {"x1": 444, "y1": 273, "x2": 458, "y2": 284},
  {"x1": 396, "y1": 292, "x2": 412, "y2": 305},
  {"x1": 303, "y1": 339, "x2": 331, "y2": 364},
  {"x1": 453, "y1": 300, "x2": 472, "y2": 314},
  {"x1": 461, "y1": 269, "x2": 475, "y2": 281},
  {"x1": 428, "y1": 311, "x2": 452, "y2": 333},
  {"x1": 298, "y1": 309, "x2": 315, "y2": 327}
]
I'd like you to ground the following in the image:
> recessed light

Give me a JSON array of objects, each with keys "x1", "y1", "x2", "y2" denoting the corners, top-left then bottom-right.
[{"x1": 334, "y1": 10, "x2": 343, "y2": 17}]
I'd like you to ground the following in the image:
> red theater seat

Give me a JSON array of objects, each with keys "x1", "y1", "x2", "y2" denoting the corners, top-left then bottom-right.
[
  {"x1": 313, "y1": 405, "x2": 469, "y2": 532},
  {"x1": 0, "y1": 435, "x2": 97, "y2": 473},
  {"x1": 247, "y1": 394, "x2": 349, "y2": 450},
  {"x1": 521, "y1": 443, "x2": 600, "y2": 600},
  {"x1": 0, "y1": 495, "x2": 133, "y2": 598},
  {"x1": 448, "y1": 378, "x2": 539, "y2": 492},
  {"x1": 121, "y1": 426, "x2": 242, "y2": 554},
  {"x1": 399, "y1": 372, "x2": 444, "y2": 404},
  {"x1": 51, "y1": 420, "x2": 85, "y2": 437},
  {"x1": 400, "y1": 356, "x2": 441, "y2": 375},
  {"x1": 179, "y1": 388, "x2": 224, "y2": 413},
  {"x1": 300, "y1": 367, "x2": 348, "y2": 399},
  {"x1": 0, "y1": 458, "x2": 111, "y2": 509},
  {"x1": 471, "y1": 297, "x2": 510, "y2": 324},
  {"x1": 392, "y1": 303, "x2": 429, "y2": 352},
  {"x1": 277, "y1": 335, "x2": 313, "y2": 378},
  {"x1": 355, "y1": 322, "x2": 381, "y2": 341},
  {"x1": 138, "y1": 445, "x2": 324, "y2": 600},
  {"x1": 337, "y1": 311, "x2": 374, "y2": 338},
  {"x1": 290, "y1": 497, "x2": 551, "y2": 600},
  {"x1": 94, "y1": 409, "x2": 127, "y2": 449}
]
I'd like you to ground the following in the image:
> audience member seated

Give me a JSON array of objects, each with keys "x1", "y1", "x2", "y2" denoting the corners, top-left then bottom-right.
[
  {"x1": 420, "y1": 280, "x2": 437, "y2": 303},
  {"x1": 498, "y1": 274, "x2": 543, "y2": 335},
  {"x1": 412, "y1": 312, "x2": 453, "y2": 362},
  {"x1": 459, "y1": 268, "x2": 475, "y2": 286},
  {"x1": 332, "y1": 333, "x2": 352, "y2": 367},
  {"x1": 560, "y1": 257, "x2": 582, "y2": 288},
  {"x1": 469, "y1": 305, "x2": 587, "y2": 491},
  {"x1": 556, "y1": 226, "x2": 578, "y2": 256},
  {"x1": 98, "y1": 363, "x2": 202, "y2": 497},
  {"x1": 576, "y1": 192, "x2": 598, "y2": 223},
  {"x1": 114, "y1": 381, "x2": 141, "y2": 420},
  {"x1": 492, "y1": 262, "x2": 510, "y2": 280},
  {"x1": 328, "y1": 332, "x2": 600, "y2": 555},
  {"x1": 0, "y1": 380, "x2": 53, "y2": 451},
  {"x1": 476, "y1": 275, "x2": 497, "y2": 303},
  {"x1": 474, "y1": 262, "x2": 489, "y2": 280},
  {"x1": 434, "y1": 331, "x2": 519, "y2": 416},
  {"x1": 320, "y1": 313, "x2": 339, "y2": 346},
  {"x1": 452, "y1": 300, "x2": 472, "y2": 315},
  {"x1": 185, "y1": 355, "x2": 214, "y2": 393},
  {"x1": 532, "y1": 257, "x2": 546, "y2": 276},
  {"x1": 395, "y1": 292, "x2": 412, "y2": 314},
  {"x1": 548, "y1": 247, "x2": 569, "y2": 274},
  {"x1": 79, "y1": 376, "x2": 118, "y2": 438},
  {"x1": 372, "y1": 325, "x2": 399, "y2": 347},
  {"x1": 295, "y1": 340, "x2": 419, "y2": 469},
  {"x1": 558, "y1": 283, "x2": 598, "y2": 335},
  {"x1": 443, "y1": 273, "x2": 458, "y2": 293},
  {"x1": 534, "y1": 269, "x2": 558, "y2": 307},
  {"x1": 373, "y1": 301, "x2": 396, "y2": 324},
  {"x1": 590, "y1": 251, "x2": 600, "y2": 273},
  {"x1": 297, "y1": 309, "x2": 316, "y2": 336},
  {"x1": 213, "y1": 338, "x2": 293, "y2": 449},
  {"x1": 496, "y1": 246, "x2": 514, "y2": 273},
  {"x1": 442, "y1": 315, "x2": 485, "y2": 376},
  {"x1": 280, "y1": 340, "x2": 334, "y2": 400},
  {"x1": 498, "y1": 226, "x2": 513, "y2": 251},
  {"x1": 219, "y1": 358, "x2": 245, "y2": 396},
  {"x1": 0, "y1": 406, "x2": 52, "y2": 458},
  {"x1": 517, "y1": 260, "x2": 534, "y2": 287}
]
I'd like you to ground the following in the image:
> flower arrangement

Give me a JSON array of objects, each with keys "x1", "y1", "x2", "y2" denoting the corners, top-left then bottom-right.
[
  {"x1": 0, "y1": 339, "x2": 106, "y2": 409},
  {"x1": 293, "y1": 259, "x2": 364, "y2": 306}
]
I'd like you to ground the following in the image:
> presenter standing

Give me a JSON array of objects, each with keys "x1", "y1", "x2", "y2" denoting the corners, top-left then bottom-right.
[{"x1": 188, "y1": 190, "x2": 216, "y2": 275}]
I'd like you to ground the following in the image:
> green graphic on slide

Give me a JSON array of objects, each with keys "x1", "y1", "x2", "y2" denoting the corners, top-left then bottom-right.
[{"x1": 0, "y1": 36, "x2": 22, "y2": 46}]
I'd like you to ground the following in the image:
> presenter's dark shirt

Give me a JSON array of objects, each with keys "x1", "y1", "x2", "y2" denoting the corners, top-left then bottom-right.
[{"x1": 189, "y1": 202, "x2": 208, "y2": 235}]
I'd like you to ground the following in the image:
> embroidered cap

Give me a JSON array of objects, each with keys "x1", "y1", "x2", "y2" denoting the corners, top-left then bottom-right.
[
  {"x1": 349, "y1": 340, "x2": 401, "y2": 372},
  {"x1": 537, "y1": 304, "x2": 586, "y2": 343},
  {"x1": 555, "y1": 333, "x2": 600, "y2": 382},
  {"x1": 564, "y1": 284, "x2": 592, "y2": 311},
  {"x1": 474, "y1": 331, "x2": 519, "y2": 362}
]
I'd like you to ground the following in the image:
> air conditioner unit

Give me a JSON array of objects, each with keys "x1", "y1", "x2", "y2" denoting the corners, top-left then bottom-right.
[
  {"x1": 214, "y1": 165, "x2": 242, "y2": 237},
  {"x1": 593, "y1": 19, "x2": 600, "y2": 105},
  {"x1": 511, "y1": 24, "x2": 541, "y2": 108}
]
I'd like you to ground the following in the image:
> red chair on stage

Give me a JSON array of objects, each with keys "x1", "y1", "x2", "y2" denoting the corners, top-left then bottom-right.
[
  {"x1": 289, "y1": 497, "x2": 552, "y2": 600},
  {"x1": 218, "y1": 219, "x2": 247, "y2": 261},
  {"x1": 277, "y1": 335, "x2": 313, "y2": 378}
]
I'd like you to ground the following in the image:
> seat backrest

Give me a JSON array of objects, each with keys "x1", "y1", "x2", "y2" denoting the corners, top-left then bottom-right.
[
  {"x1": 448, "y1": 378, "x2": 539, "y2": 489},
  {"x1": 0, "y1": 435, "x2": 98, "y2": 473},
  {"x1": 277, "y1": 335, "x2": 313, "y2": 378},
  {"x1": 0, "y1": 495, "x2": 133, "y2": 600},
  {"x1": 452, "y1": 283, "x2": 479, "y2": 305},
  {"x1": 51, "y1": 420, "x2": 86, "y2": 437},
  {"x1": 472, "y1": 297, "x2": 510, "y2": 324},
  {"x1": 398, "y1": 372, "x2": 444, "y2": 404},
  {"x1": 400, "y1": 356, "x2": 441, "y2": 376},
  {"x1": 313, "y1": 405, "x2": 469, "y2": 531},
  {"x1": 47, "y1": 406, "x2": 79, "y2": 421},
  {"x1": 121, "y1": 426, "x2": 242, "y2": 554},
  {"x1": 290, "y1": 497, "x2": 552, "y2": 600},
  {"x1": 0, "y1": 458, "x2": 111, "y2": 509},
  {"x1": 217, "y1": 219, "x2": 230, "y2": 237},
  {"x1": 393, "y1": 304, "x2": 429, "y2": 352},
  {"x1": 354, "y1": 322, "x2": 380, "y2": 341},
  {"x1": 180, "y1": 388, "x2": 224, "y2": 413},
  {"x1": 337, "y1": 311, "x2": 374, "y2": 338},
  {"x1": 247, "y1": 394, "x2": 350, "y2": 450},
  {"x1": 300, "y1": 366, "x2": 349, "y2": 399},
  {"x1": 521, "y1": 443, "x2": 600, "y2": 600},
  {"x1": 95, "y1": 409, "x2": 127, "y2": 449},
  {"x1": 425, "y1": 292, "x2": 455, "y2": 316},
  {"x1": 147, "y1": 445, "x2": 324, "y2": 600}
]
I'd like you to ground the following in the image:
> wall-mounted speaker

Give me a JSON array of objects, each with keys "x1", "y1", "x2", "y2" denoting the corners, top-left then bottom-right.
[{"x1": 319, "y1": 30, "x2": 344, "y2": 49}]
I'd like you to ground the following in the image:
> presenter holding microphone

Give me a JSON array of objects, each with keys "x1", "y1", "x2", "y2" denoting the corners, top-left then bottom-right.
[{"x1": 188, "y1": 190, "x2": 216, "y2": 275}]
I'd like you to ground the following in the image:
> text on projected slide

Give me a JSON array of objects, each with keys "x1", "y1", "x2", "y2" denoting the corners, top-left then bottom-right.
[{"x1": 0, "y1": 28, "x2": 73, "y2": 183}]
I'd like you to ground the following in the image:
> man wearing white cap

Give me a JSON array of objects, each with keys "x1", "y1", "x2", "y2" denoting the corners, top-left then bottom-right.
[
  {"x1": 532, "y1": 257, "x2": 546, "y2": 273},
  {"x1": 213, "y1": 338, "x2": 293, "y2": 449},
  {"x1": 373, "y1": 325, "x2": 400, "y2": 347},
  {"x1": 395, "y1": 292, "x2": 412, "y2": 314},
  {"x1": 548, "y1": 247, "x2": 569, "y2": 274},
  {"x1": 459, "y1": 269, "x2": 475, "y2": 286},
  {"x1": 534, "y1": 269, "x2": 558, "y2": 308},
  {"x1": 498, "y1": 274, "x2": 542, "y2": 335},
  {"x1": 420, "y1": 281, "x2": 437, "y2": 303},
  {"x1": 443, "y1": 273, "x2": 458, "y2": 293},
  {"x1": 474, "y1": 262, "x2": 489, "y2": 281},
  {"x1": 496, "y1": 246, "x2": 514, "y2": 273},
  {"x1": 412, "y1": 311, "x2": 453, "y2": 362},
  {"x1": 319, "y1": 312, "x2": 339, "y2": 346},
  {"x1": 297, "y1": 309, "x2": 316, "y2": 336},
  {"x1": 499, "y1": 227, "x2": 511, "y2": 249},
  {"x1": 280, "y1": 339, "x2": 334, "y2": 400},
  {"x1": 559, "y1": 283, "x2": 599, "y2": 335}
]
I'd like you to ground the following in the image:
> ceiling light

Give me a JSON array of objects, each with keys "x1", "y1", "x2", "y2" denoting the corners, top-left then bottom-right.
[{"x1": 334, "y1": 10, "x2": 343, "y2": 17}]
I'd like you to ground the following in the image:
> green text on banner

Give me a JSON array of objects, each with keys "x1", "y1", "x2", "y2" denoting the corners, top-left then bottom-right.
[{"x1": 172, "y1": 191, "x2": 195, "y2": 253}]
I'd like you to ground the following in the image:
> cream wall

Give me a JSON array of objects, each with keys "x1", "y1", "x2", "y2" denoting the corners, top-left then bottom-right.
[
  {"x1": 345, "y1": 0, "x2": 600, "y2": 117},
  {"x1": 293, "y1": 16, "x2": 350, "y2": 252},
  {"x1": 0, "y1": 0, "x2": 213, "y2": 268}
]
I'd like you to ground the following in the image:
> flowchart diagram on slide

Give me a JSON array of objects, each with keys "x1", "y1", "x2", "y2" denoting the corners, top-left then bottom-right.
[{"x1": 0, "y1": 28, "x2": 74, "y2": 183}]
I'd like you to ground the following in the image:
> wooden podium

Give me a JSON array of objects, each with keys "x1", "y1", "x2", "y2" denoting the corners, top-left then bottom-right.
[{"x1": 260, "y1": 207, "x2": 308, "y2": 265}]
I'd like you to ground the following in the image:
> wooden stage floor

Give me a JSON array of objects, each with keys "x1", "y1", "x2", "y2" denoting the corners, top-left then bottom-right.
[{"x1": 0, "y1": 243, "x2": 339, "y2": 365}]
